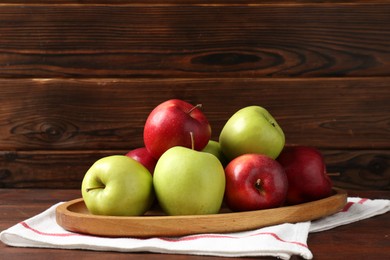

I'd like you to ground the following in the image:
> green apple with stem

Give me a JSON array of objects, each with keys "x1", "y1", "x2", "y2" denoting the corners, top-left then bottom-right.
[
  {"x1": 153, "y1": 133, "x2": 226, "y2": 215},
  {"x1": 81, "y1": 155, "x2": 154, "y2": 216},
  {"x1": 219, "y1": 106, "x2": 285, "y2": 160}
]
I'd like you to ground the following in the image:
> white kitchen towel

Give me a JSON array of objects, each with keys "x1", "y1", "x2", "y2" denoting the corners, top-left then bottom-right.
[
  {"x1": 1, "y1": 197, "x2": 389, "y2": 260},
  {"x1": 310, "y1": 197, "x2": 390, "y2": 232}
]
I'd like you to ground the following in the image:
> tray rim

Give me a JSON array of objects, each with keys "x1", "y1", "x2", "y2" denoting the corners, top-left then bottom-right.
[{"x1": 56, "y1": 188, "x2": 347, "y2": 237}]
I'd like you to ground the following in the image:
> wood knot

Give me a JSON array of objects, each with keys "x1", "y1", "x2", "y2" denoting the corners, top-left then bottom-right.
[
  {"x1": 368, "y1": 157, "x2": 388, "y2": 175},
  {"x1": 11, "y1": 118, "x2": 79, "y2": 144},
  {"x1": 40, "y1": 122, "x2": 64, "y2": 141}
]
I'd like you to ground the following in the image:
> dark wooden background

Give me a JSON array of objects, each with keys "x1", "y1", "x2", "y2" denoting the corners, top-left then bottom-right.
[{"x1": 0, "y1": 1, "x2": 389, "y2": 190}]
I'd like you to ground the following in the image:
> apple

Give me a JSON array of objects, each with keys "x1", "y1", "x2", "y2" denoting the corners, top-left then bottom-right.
[
  {"x1": 81, "y1": 155, "x2": 154, "y2": 216},
  {"x1": 143, "y1": 99, "x2": 212, "y2": 159},
  {"x1": 224, "y1": 154, "x2": 288, "y2": 212},
  {"x1": 126, "y1": 147, "x2": 157, "y2": 174},
  {"x1": 153, "y1": 146, "x2": 226, "y2": 215},
  {"x1": 219, "y1": 106, "x2": 285, "y2": 160},
  {"x1": 201, "y1": 140, "x2": 228, "y2": 166},
  {"x1": 277, "y1": 146, "x2": 333, "y2": 205}
]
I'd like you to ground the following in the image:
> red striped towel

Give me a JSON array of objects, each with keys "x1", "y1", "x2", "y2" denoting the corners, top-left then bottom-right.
[{"x1": 1, "y1": 197, "x2": 389, "y2": 260}]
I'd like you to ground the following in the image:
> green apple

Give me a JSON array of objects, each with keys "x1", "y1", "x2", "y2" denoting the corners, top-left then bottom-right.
[
  {"x1": 201, "y1": 140, "x2": 228, "y2": 166},
  {"x1": 153, "y1": 146, "x2": 226, "y2": 216},
  {"x1": 219, "y1": 106, "x2": 285, "y2": 160},
  {"x1": 81, "y1": 155, "x2": 154, "y2": 216}
]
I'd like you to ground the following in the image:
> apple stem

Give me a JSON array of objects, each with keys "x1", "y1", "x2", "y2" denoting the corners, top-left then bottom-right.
[
  {"x1": 190, "y1": 132, "x2": 195, "y2": 150},
  {"x1": 255, "y1": 179, "x2": 266, "y2": 195},
  {"x1": 327, "y1": 172, "x2": 341, "y2": 176},
  {"x1": 188, "y1": 104, "x2": 202, "y2": 114},
  {"x1": 86, "y1": 186, "x2": 105, "y2": 192},
  {"x1": 255, "y1": 179, "x2": 262, "y2": 190}
]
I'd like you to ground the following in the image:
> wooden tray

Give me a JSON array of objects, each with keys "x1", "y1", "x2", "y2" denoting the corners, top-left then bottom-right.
[{"x1": 56, "y1": 188, "x2": 347, "y2": 238}]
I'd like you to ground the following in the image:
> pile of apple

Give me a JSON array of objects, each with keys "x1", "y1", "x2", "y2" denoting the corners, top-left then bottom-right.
[{"x1": 81, "y1": 99, "x2": 333, "y2": 216}]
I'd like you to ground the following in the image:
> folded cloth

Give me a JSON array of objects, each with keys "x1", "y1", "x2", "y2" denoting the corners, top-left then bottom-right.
[
  {"x1": 0, "y1": 203, "x2": 312, "y2": 260},
  {"x1": 1, "y1": 197, "x2": 389, "y2": 260}
]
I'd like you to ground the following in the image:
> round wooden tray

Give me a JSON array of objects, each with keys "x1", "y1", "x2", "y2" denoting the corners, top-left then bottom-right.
[{"x1": 56, "y1": 188, "x2": 347, "y2": 238}]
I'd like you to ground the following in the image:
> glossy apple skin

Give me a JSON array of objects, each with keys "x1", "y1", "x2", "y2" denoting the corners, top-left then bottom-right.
[
  {"x1": 143, "y1": 99, "x2": 212, "y2": 159},
  {"x1": 224, "y1": 154, "x2": 288, "y2": 212},
  {"x1": 277, "y1": 146, "x2": 333, "y2": 205},
  {"x1": 126, "y1": 147, "x2": 157, "y2": 174},
  {"x1": 219, "y1": 106, "x2": 285, "y2": 160},
  {"x1": 81, "y1": 155, "x2": 154, "y2": 216},
  {"x1": 153, "y1": 146, "x2": 226, "y2": 215}
]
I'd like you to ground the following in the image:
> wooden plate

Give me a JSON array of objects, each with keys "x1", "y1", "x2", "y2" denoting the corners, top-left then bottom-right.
[{"x1": 56, "y1": 188, "x2": 347, "y2": 238}]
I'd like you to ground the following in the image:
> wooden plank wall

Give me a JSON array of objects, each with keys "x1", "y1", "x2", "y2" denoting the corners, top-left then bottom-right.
[{"x1": 0, "y1": 1, "x2": 389, "y2": 190}]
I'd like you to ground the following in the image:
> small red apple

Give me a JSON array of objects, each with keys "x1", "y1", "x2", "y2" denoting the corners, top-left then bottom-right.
[
  {"x1": 143, "y1": 99, "x2": 211, "y2": 159},
  {"x1": 125, "y1": 147, "x2": 157, "y2": 174},
  {"x1": 224, "y1": 154, "x2": 288, "y2": 212},
  {"x1": 277, "y1": 146, "x2": 333, "y2": 205}
]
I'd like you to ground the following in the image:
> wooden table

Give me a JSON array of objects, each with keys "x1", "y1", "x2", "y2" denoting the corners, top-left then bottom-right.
[{"x1": 1, "y1": 189, "x2": 389, "y2": 259}]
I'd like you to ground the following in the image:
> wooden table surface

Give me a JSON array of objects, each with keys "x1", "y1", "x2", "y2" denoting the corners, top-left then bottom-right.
[{"x1": 1, "y1": 189, "x2": 389, "y2": 259}]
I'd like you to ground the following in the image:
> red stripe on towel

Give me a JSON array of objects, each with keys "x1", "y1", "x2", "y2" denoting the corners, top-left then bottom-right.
[
  {"x1": 342, "y1": 202, "x2": 354, "y2": 212},
  {"x1": 20, "y1": 221, "x2": 308, "y2": 249},
  {"x1": 160, "y1": 231, "x2": 308, "y2": 248},
  {"x1": 20, "y1": 221, "x2": 81, "y2": 237},
  {"x1": 342, "y1": 198, "x2": 369, "y2": 212},
  {"x1": 358, "y1": 198, "x2": 368, "y2": 204}
]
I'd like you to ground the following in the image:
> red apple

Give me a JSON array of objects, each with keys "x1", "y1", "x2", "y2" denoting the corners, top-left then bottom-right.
[
  {"x1": 224, "y1": 154, "x2": 288, "y2": 212},
  {"x1": 125, "y1": 147, "x2": 157, "y2": 174},
  {"x1": 277, "y1": 146, "x2": 333, "y2": 205},
  {"x1": 143, "y1": 99, "x2": 211, "y2": 159}
]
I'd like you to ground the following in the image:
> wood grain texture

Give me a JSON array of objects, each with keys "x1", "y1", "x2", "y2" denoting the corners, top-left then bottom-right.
[
  {"x1": 324, "y1": 150, "x2": 390, "y2": 190},
  {"x1": 0, "y1": 150, "x2": 119, "y2": 189},
  {"x1": 0, "y1": 1, "x2": 389, "y2": 190},
  {"x1": 0, "y1": 77, "x2": 388, "y2": 189},
  {"x1": 3, "y1": 1, "x2": 390, "y2": 3},
  {"x1": 1, "y1": 149, "x2": 389, "y2": 190},
  {"x1": 0, "y1": 77, "x2": 388, "y2": 150},
  {"x1": 0, "y1": 3, "x2": 389, "y2": 78}
]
